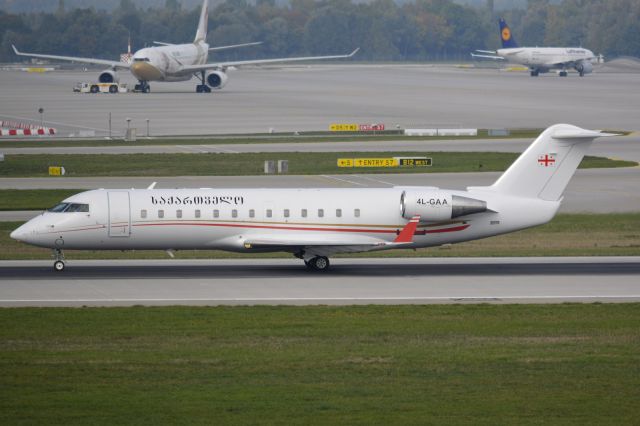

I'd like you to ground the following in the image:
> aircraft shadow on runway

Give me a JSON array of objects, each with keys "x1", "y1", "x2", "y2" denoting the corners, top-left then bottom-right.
[{"x1": 1, "y1": 262, "x2": 638, "y2": 280}]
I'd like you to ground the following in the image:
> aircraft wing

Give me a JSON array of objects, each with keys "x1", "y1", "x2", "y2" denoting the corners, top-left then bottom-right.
[
  {"x1": 209, "y1": 41, "x2": 263, "y2": 52},
  {"x1": 12, "y1": 45, "x2": 130, "y2": 69},
  {"x1": 180, "y1": 48, "x2": 359, "y2": 73},
  {"x1": 243, "y1": 215, "x2": 420, "y2": 253},
  {"x1": 471, "y1": 52, "x2": 505, "y2": 60}
]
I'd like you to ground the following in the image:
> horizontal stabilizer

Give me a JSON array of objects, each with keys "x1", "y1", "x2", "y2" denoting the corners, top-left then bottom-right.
[
  {"x1": 153, "y1": 41, "x2": 175, "y2": 46},
  {"x1": 552, "y1": 129, "x2": 619, "y2": 140}
]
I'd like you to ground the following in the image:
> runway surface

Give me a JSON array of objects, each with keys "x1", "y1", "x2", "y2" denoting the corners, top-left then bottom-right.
[
  {"x1": 1, "y1": 65, "x2": 639, "y2": 136},
  {"x1": 1, "y1": 257, "x2": 638, "y2": 307}
]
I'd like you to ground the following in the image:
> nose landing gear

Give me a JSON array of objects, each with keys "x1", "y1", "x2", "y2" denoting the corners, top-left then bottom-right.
[
  {"x1": 134, "y1": 80, "x2": 151, "y2": 93},
  {"x1": 52, "y1": 249, "x2": 65, "y2": 272},
  {"x1": 196, "y1": 71, "x2": 211, "y2": 93}
]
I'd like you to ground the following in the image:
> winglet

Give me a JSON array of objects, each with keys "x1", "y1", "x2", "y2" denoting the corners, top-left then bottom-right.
[
  {"x1": 393, "y1": 215, "x2": 420, "y2": 243},
  {"x1": 12, "y1": 44, "x2": 21, "y2": 55},
  {"x1": 349, "y1": 48, "x2": 360, "y2": 57}
]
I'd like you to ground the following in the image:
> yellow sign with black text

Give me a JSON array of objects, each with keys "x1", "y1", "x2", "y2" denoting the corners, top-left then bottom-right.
[{"x1": 330, "y1": 123, "x2": 358, "y2": 132}]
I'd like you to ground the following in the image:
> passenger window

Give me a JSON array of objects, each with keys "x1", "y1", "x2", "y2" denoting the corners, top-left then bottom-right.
[
  {"x1": 318, "y1": 209, "x2": 324, "y2": 218},
  {"x1": 195, "y1": 209, "x2": 201, "y2": 218},
  {"x1": 249, "y1": 209, "x2": 255, "y2": 218},
  {"x1": 213, "y1": 210, "x2": 219, "y2": 218},
  {"x1": 158, "y1": 210, "x2": 164, "y2": 218},
  {"x1": 232, "y1": 209, "x2": 238, "y2": 218},
  {"x1": 266, "y1": 209, "x2": 272, "y2": 218},
  {"x1": 354, "y1": 209, "x2": 361, "y2": 218},
  {"x1": 141, "y1": 209, "x2": 147, "y2": 219},
  {"x1": 176, "y1": 209, "x2": 182, "y2": 218},
  {"x1": 336, "y1": 209, "x2": 342, "y2": 218},
  {"x1": 284, "y1": 209, "x2": 290, "y2": 218},
  {"x1": 301, "y1": 209, "x2": 307, "y2": 218}
]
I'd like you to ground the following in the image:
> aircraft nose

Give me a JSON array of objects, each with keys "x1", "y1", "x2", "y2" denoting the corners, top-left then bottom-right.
[
  {"x1": 10, "y1": 224, "x2": 28, "y2": 241},
  {"x1": 131, "y1": 62, "x2": 163, "y2": 81}
]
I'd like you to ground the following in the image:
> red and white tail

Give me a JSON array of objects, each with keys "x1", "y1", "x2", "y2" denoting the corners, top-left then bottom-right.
[{"x1": 489, "y1": 124, "x2": 617, "y2": 201}]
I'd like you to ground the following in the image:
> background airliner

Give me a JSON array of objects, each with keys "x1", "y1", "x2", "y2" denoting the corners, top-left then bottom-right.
[
  {"x1": 12, "y1": 0, "x2": 358, "y2": 93},
  {"x1": 472, "y1": 18, "x2": 596, "y2": 77},
  {"x1": 11, "y1": 124, "x2": 614, "y2": 272}
]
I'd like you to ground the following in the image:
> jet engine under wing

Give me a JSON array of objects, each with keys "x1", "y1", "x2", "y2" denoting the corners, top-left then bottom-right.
[
  {"x1": 12, "y1": 45, "x2": 131, "y2": 69},
  {"x1": 179, "y1": 48, "x2": 360, "y2": 73}
]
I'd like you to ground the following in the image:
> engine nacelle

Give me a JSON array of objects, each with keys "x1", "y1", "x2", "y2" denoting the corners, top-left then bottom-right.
[
  {"x1": 400, "y1": 190, "x2": 487, "y2": 222},
  {"x1": 98, "y1": 70, "x2": 119, "y2": 83},
  {"x1": 206, "y1": 71, "x2": 228, "y2": 89},
  {"x1": 576, "y1": 61, "x2": 593, "y2": 75}
]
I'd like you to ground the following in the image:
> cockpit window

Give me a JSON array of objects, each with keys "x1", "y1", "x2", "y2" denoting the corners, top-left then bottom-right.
[
  {"x1": 66, "y1": 203, "x2": 89, "y2": 212},
  {"x1": 48, "y1": 203, "x2": 69, "y2": 212},
  {"x1": 134, "y1": 58, "x2": 150, "y2": 62},
  {"x1": 48, "y1": 203, "x2": 89, "y2": 213}
]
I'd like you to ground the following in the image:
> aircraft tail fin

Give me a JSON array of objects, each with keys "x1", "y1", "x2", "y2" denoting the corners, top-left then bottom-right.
[
  {"x1": 488, "y1": 124, "x2": 618, "y2": 201},
  {"x1": 194, "y1": 0, "x2": 209, "y2": 43},
  {"x1": 499, "y1": 18, "x2": 518, "y2": 49}
]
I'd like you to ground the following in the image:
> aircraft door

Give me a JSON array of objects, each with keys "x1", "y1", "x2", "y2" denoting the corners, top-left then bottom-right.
[{"x1": 108, "y1": 191, "x2": 131, "y2": 237}]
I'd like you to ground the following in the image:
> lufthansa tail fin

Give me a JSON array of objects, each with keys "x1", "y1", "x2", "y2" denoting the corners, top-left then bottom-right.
[
  {"x1": 194, "y1": 0, "x2": 208, "y2": 43},
  {"x1": 499, "y1": 18, "x2": 518, "y2": 49},
  {"x1": 489, "y1": 124, "x2": 617, "y2": 201}
]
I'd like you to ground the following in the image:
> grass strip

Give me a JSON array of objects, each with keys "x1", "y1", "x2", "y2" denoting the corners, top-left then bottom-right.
[
  {"x1": 0, "y1": 129, "x2": 549, "y2": 148},
  {"x1": 0, "y1": 304, "x2": 638, "y2": 424},
  {"x1": 2, "y1": 213, "x2": 639, "y2": 260},
  {"x1": 0, "y1": 152, "x2": 634, "y2": 177},
  {"x1": 0, "y1": 189, "x2": 83, "y2": 211}
]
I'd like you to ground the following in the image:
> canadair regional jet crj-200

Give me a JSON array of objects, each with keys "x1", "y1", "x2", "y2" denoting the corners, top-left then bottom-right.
[
  {"x1": 472, "y1": 18, "x2": 595, "y2": 77},
  {"x1": 12, "y1": 0, "x2": 358, "y2": 93},
  {"x1": 11, "y1": 124, "x2": 615, "y2": 272}
]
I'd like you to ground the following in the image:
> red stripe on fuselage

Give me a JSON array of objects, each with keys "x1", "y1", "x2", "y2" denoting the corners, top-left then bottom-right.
[{"x1": 132, "y1": 221, "x2": 470, "y2": 234}]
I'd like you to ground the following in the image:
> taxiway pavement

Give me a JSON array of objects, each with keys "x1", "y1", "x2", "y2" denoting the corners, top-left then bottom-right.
[
  {"x1": 1, "y1": 257, "x2": 638, "y2": 307},
  {"x1": 1, "y1": 65, "x2": 639, "y2": 136}
]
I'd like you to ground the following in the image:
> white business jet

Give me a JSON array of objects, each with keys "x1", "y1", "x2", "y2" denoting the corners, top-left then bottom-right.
[
  {"x1": 11, "y1": 124, "x2": 615, "y2": 272},
  {"x1": 12, "y1": 0, "x2": 358, "y2": 93},
  {"x1": 472, "y1": 18, "x2": 595, "y2": 77}
]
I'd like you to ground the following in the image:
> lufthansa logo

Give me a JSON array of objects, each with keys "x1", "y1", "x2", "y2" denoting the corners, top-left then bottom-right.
[{"x1": 502, "y1": 27, "x2": 511, "y2": 41}]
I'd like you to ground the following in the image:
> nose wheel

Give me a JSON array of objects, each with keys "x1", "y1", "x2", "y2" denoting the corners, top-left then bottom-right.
[
  {"x1": 134, "y1": 81, "x2": 150, "y2": 93},
  {"x1": 52, "y1": 249, "x2": 65, "y2": 272}
]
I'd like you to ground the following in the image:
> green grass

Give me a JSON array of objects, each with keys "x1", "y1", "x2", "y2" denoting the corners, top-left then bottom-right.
[
  {"x1": 0, "y1": 304, "x2": 638, "y2": 424},
  {"x1": 2, "y1": 213, "x2": 639, "y2": 260},
  {"x1": 0, "y1": 152, "x2": 634, "y2": 177},
  {"x1": 0, "y1": 129, "x2": 551, "y2": 148},
  {"x1": 0, "y1": 189, "x2": 83, "y2": 211}
]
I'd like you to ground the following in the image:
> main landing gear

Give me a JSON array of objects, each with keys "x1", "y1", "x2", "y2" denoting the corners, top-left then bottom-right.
[
  {"x1": 52, "y1": 249, "x2": 65, "y2": 272},
  {"x1": 304, "y1": 256, "x2": 330, "y2": 272},
  {"x1": 559, "y1": 70, "x2": 568, "y2": 77},
  {"x1": 196, "y1": 71, "x2": 211, "y2": 93},
  {"x1": 134, "y1": 80, "x2": 150, "y2": 93},
  {"x1": 530, "y1": 69, "x2": 539, "y2": 77}
]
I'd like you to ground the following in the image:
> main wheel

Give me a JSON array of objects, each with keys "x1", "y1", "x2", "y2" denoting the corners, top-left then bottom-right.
[
  {"x1": 309, "y1": 256, "x2": 330, "y2": 272},
  {"x1": 143, "y1": 85, "x2": 150, "y2": 93},
  {"x1": 53, "y1": 260, "x2": 65, "y2": 272}
]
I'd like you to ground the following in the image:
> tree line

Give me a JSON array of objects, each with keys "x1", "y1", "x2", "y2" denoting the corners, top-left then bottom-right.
[{"x1": 1, "y1": 0, "x2": 638, "y2": 64}]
